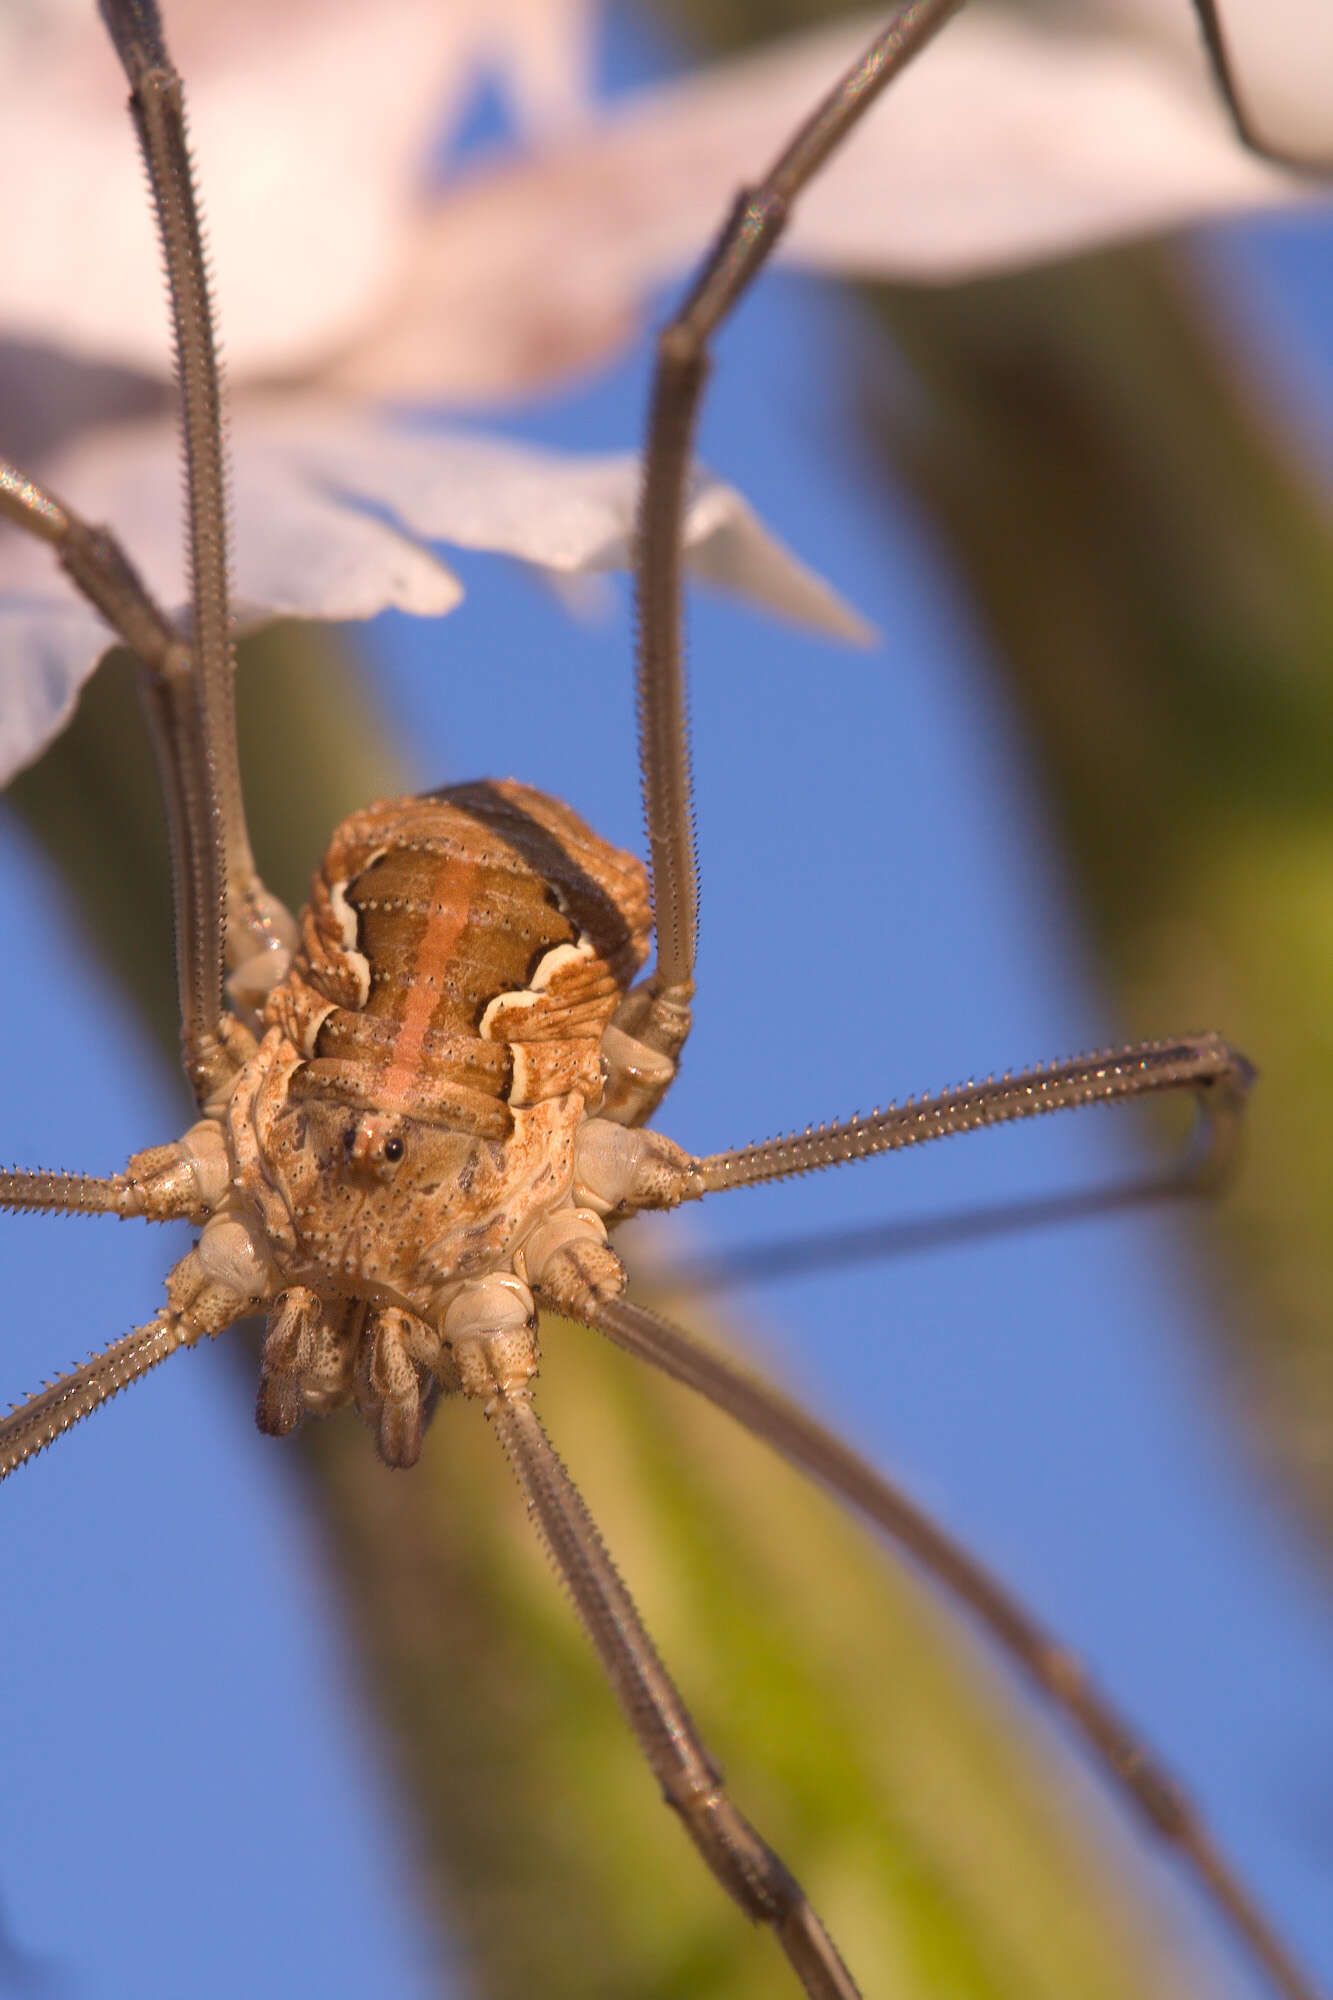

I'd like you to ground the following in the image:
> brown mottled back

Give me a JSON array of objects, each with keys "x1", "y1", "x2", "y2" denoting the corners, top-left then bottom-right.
[{"x1": 272, "y1": 780, "x2": 653, "y2": 1134}]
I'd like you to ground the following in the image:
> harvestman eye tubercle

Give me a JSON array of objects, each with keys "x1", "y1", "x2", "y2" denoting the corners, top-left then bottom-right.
[{"x1": 0, "y1": 3, "x2": 1324, "y2": 1997}]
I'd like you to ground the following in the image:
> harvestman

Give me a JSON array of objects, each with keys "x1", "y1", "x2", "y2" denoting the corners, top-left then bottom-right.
[{"x1": 0, "y1": 4, "x2": 1323, "y2": 1997}]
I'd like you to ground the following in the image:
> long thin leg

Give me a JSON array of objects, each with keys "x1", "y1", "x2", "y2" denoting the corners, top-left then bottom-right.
[
  {"x1": 0, "y1": 1249, "x2": 247, "y2": 1483},
  {"x1": 1189, "y1": 1, "x2": 1333, "y2": 172},
  {"x1": 99, "y1": 3, "x2": 292, "y2": 1055},
  {"x1": 487, "y1": 1385, "x2": 860, "y2": 2000},
  {"x1": 101, "y1": 0, "x2": 238, "y2": 908},
  {"x1": 571, "y1": 1292, "x2": 1322, "y2": 2000},
  {"x1": 632, "y1": 0, "x2": 965, "y2": 1029},
  {"x1": 0, "y1": 1168, "x2": 178, "y2": 1221},
  {"x1": 0, "y1": 462, "x2": 230, "y2": 1094},
  {"x1": 0, "y1": 1124, "x2": 228, "y2": 1223},
  {"x1": 575, "y1": 1034, "x2": 1252, "y2": 1221},
  {"x1": 0, "y1": 465, "x2": 295, "y2": 1063},
  {"x1": 686, "y1": 1034, "x2": 1251, "y2": 1198},
  {"x1": 0, "y1": 1319, "x2": 196, "y2": 1483},
  {"x1": 106, "y1": 0, "x2": 305, "y2": 1004}
]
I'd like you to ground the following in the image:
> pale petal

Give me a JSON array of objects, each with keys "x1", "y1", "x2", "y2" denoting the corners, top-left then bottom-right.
[
  {"x1": 0, "y1": 403, "x2": 463, "y2": 784},
  {"x1": 0, "y1": 0, "x2": 593, "y2": 382},
  {"x1": 257, "y1": 402, "x2": 869, "y2": 637},
  {"x1": 0, "y1": 408, "x2": 462, "y2": 621},
  {"x1": 0, "y1": 599, "x2": 108, "y2": 791},
  {"x1": 329, "y1": 4, "x2": 1323, "y2": 405},
  {"x1": 230, "y1": 442, "x2": 467, "y2": 627},
  {"x1": 0, "y1": 393, "x2": 864, "y2": 782}
]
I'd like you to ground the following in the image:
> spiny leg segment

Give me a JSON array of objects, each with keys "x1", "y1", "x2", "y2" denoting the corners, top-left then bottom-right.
[
  {"x1": 0, "y1": 1126, "x2": 245, "y2": 1481},
  {"x1": 619, "y1": 0, "x2": 1294, "y2": 1131},
  {"x1": 0, "y1": 1238, "x2": 251, "y2": 1484},
  {"x1": 687, "y1": 1033, "x2": 1253, "y2": 1195},
  {"x1": 623, "y1": 0, "x2": 967, "y2": 1097},
  {"x1": 0, "y1": 0, "x2": 292, "y2": 1101},
  {"x1": 0, "y1": 0, "x2": 285, "y2": 1487},
  {"x1": 574, "y1": 1034, "x2": 1254, "y2": 1223},
  {"x1": 101, "y1": 0, "x2": 293, "y2": 999},
  {"x1": 566, "y1": 1292, "x2": 1320, "y2": 2000},
  {"x1": 487, "y1": 1375, "x2": 858, "y2": 2000},
  {"x1": 0, "y1": 0, "x2": 293, "y2": 1484},
  {"x1": 0, "y1": 464, "x2": 230, "y2": 1096},
  {"x1": 0, "y1": 1116, "x2": 229, "y2": 1226},
  {"x1": 548, "y1": 1034, "x2": 1321, "y2": 1998}
]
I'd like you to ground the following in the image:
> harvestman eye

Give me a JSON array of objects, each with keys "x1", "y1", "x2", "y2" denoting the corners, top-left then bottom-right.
[{"x1": 0, "y1": 4, "x2": 1326, "y2": 1998}]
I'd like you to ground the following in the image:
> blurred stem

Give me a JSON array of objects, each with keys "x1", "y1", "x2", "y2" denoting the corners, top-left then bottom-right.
[{"x1": 871, "y1": 247, "x2": 1333, "y2": 1540}]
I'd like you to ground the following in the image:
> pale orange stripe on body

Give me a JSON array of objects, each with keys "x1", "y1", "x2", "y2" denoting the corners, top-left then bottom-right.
[{"x1": 376, "y1": 857, "x2": 479, "y2": 1111}]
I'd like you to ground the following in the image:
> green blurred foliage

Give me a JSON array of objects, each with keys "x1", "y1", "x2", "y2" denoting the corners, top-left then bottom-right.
[{"x1": 876, "y1": 246, "x2": 1333, "y2": 1542}]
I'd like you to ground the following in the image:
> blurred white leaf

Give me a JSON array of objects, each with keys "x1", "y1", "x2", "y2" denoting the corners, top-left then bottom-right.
[
  {"x1": 273, "y1": 407, "x2": 867, "y2": 633},
  {"x1": 0, "y1": 0, "x2": 593, "y2": 379},
  {"x1": 1, "y1": 0, "x2": 1324, "y2": 780},
  {"x1": 328, "y1": 2, "x2": 1327, "y2": 402},
  {"x1": 5, "y1": 3, "x2": 1323, "y2": 407},
  {"x1": 0, "y1": 398, "x2": 865, "y2": 783}
]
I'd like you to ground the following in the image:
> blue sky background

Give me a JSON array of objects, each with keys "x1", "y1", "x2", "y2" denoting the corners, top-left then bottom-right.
[{"x1": 0, "y1": 6, "x2": 1330, "y2": 1999}]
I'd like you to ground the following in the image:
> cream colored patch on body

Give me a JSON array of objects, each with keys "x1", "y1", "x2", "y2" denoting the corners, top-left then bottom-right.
[
  {"x1": 328, "y1": 876, "x2": 372, "y2": 1006},
  {"x1": 478, "y1": 935, "x2": 596, "y2": 1041},
  {"x1": 299, "y1": 998, "x2": 336, "y2": 1056}
]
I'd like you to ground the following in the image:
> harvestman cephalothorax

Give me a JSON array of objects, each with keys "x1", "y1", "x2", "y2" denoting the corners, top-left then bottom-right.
[{"x1": 0, "y1": 3, "x2": 1326, "y2": 1996}]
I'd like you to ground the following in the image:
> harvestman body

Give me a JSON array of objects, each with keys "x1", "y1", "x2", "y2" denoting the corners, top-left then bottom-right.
[{"x1": 0, "y1": 4, "x2": 1323, "y2": 1998}]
